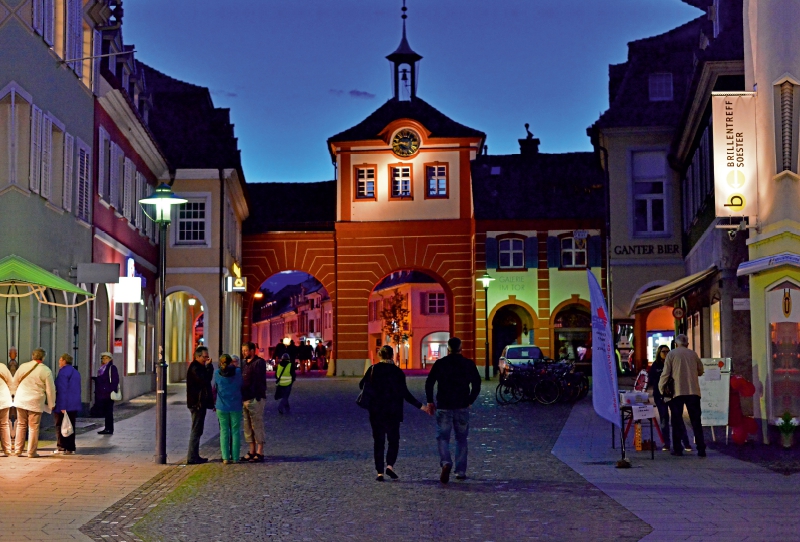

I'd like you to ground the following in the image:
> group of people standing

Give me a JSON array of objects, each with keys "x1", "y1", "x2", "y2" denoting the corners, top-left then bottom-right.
[
  {"x1": 273, "y1": 340, "x2": 328, "y2": 372},
  {"x1": 359, "y1": 337, "x2": 482, "y2": 483},
  {"x1": 0, "y1": 348, "x2": 110, "y2": 458},
  {"x1": 648, "y1": 334, "x2": 706, "y2": 457},
  {"x1": 185, "y1": 342, "x2": 295, "y2": 465}
]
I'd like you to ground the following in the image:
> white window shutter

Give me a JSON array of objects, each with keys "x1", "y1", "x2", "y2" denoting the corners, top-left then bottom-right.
[
  {"x1": 62, "y1": 133, "x2": 74, "y2": 211},
  {"x1": 39, "y1": 116, "x2": 52, "y2": 199},
  {"x1": 97, "y1": 127, "x2": 107, "y2": 198},
  {"x1": 32, "y1": 0, "x2": 42, "y2": 34},
  {"x1": 77, "y1": 145, "x2": 91, "y2": 221},
  {"x1": 135, "y1": 172, "x2": 144, "y2": 228},
  {"x1": 122, "y1": 157, "x2": 133, "y2": 220},
  {"x1": 29, "y1": 106, "x2": 42, "y2": 194},
  {"x1": 43, "y1": 0, "x2": 54, "y2": 45},
  {"x1": 109, "y1": 142, "x2": 120, "y2": 208},
  {"x1": 92, "y1": 30, "x2": 102, "y2": 94}
]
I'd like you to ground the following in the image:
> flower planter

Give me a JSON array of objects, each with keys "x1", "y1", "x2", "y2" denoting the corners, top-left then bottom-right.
[{"x1": 781, "y1": 432, "x2": 794, "y2": 449}]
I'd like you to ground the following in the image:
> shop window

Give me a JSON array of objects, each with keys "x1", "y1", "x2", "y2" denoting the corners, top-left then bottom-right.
[
  {"x1": 390, "y1": 165, "x2": 412, "y2": 199},
  {"x1": 498, "y1": 237, "x2": 525, "y2": 269},
  {"x1": 648, "y1": 73, "x2": 673, "y2": 101},
  {"x1": 632, "y1": 151, "x2": 668, "y2": 236},
  {"x1": 425, "y1": 164, "x2": 448, "y2": 198},
  {"x1": 561, "y1": 237, "x2": 587, "y2": 268},
  {"x1": 355, "y1": 166, "x2": 376, "y2": 199},
  {"x1": 175, "y1": 200, "x2": 207, "y2": 245}
]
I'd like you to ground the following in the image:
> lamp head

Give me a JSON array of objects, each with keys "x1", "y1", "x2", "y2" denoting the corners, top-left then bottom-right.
[
  {"x1": 139, "y1": 182, "x2": 187, "y2": 223},
  {"x1": 187, "y1": 298, "x2": 196, "y2": 306},
  {"x1": 477, "y1": 273, "x2": 495, "y2": 289}
]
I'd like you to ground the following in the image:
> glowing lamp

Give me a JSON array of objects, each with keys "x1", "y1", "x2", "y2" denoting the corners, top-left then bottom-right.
[
  {"x1": 138, "y1": 183, "x2": 187, "y2": 224},
  {"x1": 188, "y1": 298, "x2": 196, "y2": 306},
  {"x1": 477, "y1": 273, "x2": 495, "y2": 289},
  {"x1": 254, "y1": 291, "x2": 264, "y2": 299}
]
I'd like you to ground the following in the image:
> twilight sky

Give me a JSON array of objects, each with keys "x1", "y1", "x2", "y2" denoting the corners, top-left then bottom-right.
[{"x1": 125, "y1": 0, "x2": 701, "y2": 184}]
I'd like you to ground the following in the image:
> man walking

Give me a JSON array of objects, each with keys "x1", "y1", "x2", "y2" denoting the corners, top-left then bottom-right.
[
  {"x1": 659, "y1": 334, "x2": 706, "y2": 457},
  {"x1": 241, "y1": 342, "x2": 267, "y2": 462},
  {"x1": 12, "y1": 348, "x2": 55, "y2": 458},
  {"x1": 425, "y1": 337, "x2": 481, "y2": 483},
  {"x1": 186, "y1": 346, "x2": 214, "y2": 464}
]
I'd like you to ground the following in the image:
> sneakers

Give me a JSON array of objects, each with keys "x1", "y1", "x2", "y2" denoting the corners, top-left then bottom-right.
[
  {"x1": 385, "y1": 467, "x2": 399, "y2": 480},
  {"x1": 440, "y1": 464, "x2": 452, "y2": 484},
  {"x1": 97, "y1": 429, "x2": 113, "y2": 435},
  {"x1": 661, "y1": 445, "x2": 671, "y2": 452},
  {"x1": 455, "y1": 473, "x2": 467, "y2": 480}
]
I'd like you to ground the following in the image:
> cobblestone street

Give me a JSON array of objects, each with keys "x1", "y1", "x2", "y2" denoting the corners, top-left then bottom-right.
[{"x1": 132, "y1": 378, "x2": 650, "y2": 542}]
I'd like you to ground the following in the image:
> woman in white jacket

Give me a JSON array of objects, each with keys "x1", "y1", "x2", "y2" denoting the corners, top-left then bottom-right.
[
  {"x1": 0, "y1": 362, "x2": 12, "y2": 455},
  {"x1": 12, "y1": 348, "x2": 55, "y2": 458}
]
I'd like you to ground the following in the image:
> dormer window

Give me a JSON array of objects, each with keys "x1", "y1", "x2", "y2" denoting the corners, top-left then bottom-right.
[{"x1": 649, "y1": 73, "x2": 673, "y2": 101}]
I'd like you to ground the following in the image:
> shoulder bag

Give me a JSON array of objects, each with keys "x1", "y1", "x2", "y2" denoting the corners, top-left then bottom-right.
[
  {"x1": 109, "y1": 366, "x2": 122, "y2": 401},
  {"x1": 661, "y1": 376, "x2": 675, "y2": 401},
  {"x1": 356, "y1": 366, "x2": 375, "y2": 410}
]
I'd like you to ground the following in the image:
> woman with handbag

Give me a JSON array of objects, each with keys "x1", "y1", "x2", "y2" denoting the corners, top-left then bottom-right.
[
  {"x1": 53, "y1": 354, "x2": 81, "y2": 455},
  {"x1": 359, "y1": 345, "x2": 428, "y2": 481},
  {"x1": 94, "y1": 352, "x2": 119, "y2": 435},
  {"x1": 648, "y1": 345, "x2": 691, "y2": 452},
  {"x1": 214, "y1": 354, "x2": 243, "y2": 464}
]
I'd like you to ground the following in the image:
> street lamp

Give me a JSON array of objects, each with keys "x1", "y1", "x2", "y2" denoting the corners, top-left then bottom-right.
[
  {"x1": 139, "y1": 182, "x2": 187, "y2": 464},
  {"x1": 477, "y1": 273, "x2": 495, "y2": 381}
]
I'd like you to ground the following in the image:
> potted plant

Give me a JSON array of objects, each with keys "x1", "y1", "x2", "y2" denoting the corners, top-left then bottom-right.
[{"x1": 775, "y1": 411, "x2": 799, "y2": 449}]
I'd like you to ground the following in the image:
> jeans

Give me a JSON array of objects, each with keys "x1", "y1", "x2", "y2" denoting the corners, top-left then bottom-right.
[
  {"x1": 217, "y1": 410, "x2": 242, "y2": 462},
  {"x1": 54, "y1": 411, "x2": 77, "y2": 452},
  {"x1": 436, "y1": 408, "x2": 470, "y2": 475},
  {"x1": 187, "y1": 407, "x2": 207, "y2": 461},
  {"x1": 15, "y1": 408, "x2": 42, "y2": 456},
  {"x1": 278, "y1": 385, "x2": 292, "y2": 413},
  {"x1": 99, "y1": 398, "x2": 114, "y2": 433},
  {"x1": 369, "y1": 416, "x2": 400, "y2": 473},
  {"x1": 243, "y1": 399, "x2": 265, "y2": 444},
  {"x1": 669, "y1": 395, "x2": 705, "y2": 453}
]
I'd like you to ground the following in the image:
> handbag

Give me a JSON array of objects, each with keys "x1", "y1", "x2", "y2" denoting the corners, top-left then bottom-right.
[
  {"x1": 108, "y1": 366, "x2": 122, "y2": 401},
  {"x1": 61, "y1": 413, "x2": 74, "y2": 437},
  {"x1": 356, "y1": 366, "x2": 375, "y2": 410},
  {"x1": 662, "y1": 376, "x2": 675, "y2": 401}
]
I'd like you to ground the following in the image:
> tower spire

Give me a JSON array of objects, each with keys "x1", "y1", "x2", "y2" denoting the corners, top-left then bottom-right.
[{"x1": 386, "y1": 0, "x2": 422, "y2": 100}]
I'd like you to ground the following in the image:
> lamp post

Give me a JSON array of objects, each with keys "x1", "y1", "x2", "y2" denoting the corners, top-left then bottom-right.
[
  {"x1": 139, "y1": 182, "x2": 187, "y2": 464},
  {"x1": 477, "y1": 273, "x2": 495, "y2": 381}
]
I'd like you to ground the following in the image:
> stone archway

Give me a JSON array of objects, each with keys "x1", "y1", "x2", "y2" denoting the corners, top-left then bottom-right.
[{"x1": 487, "y1": 297, "x2": 538, "y2": 369}]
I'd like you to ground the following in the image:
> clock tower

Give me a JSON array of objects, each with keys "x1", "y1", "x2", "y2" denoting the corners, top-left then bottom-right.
[{"x1": 387, "y1": 1, "x2": 422, "y2": 101}]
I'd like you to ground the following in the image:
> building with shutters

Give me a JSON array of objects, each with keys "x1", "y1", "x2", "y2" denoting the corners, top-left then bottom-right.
[
  {"x1": 90, "y1": 4, "x2": 166, "y2": 400},
  {"x1": 0, "y1": 0, "x2": 105, "y2": 400}
]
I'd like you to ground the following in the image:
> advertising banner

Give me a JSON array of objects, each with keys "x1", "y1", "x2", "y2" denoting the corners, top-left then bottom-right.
[
  {"x1": 588, "y1": 271, "x2": 620, "y2": 427},
  {"x1": 712, "y1": 93, "x2": 758, "y2": 219}
]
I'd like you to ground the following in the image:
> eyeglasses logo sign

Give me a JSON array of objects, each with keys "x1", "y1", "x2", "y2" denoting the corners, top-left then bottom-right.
[
  {"x1": 724, "y1": 192, "x2": 746, "y2": 212},
  {"x1": 784, "y1": 289, "x2": 792, "y2": 318},
  {"x1": 726, "y1": 170, "x2": 746, "y2": 189}
]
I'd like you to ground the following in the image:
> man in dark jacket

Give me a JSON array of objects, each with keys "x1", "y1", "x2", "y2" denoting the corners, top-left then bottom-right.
[
  {"x1": 186, "y1": 346, "x2": 213, "y2": 464},
  {"x1": 425, "y1": 337, "x2": 481, "y2": 483},
  {"x1": 241, "y1": 342, "x2": 267, "y2": 462}
]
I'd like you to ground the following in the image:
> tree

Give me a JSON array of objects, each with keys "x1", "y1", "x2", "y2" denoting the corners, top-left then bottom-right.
[{"x1": 380, "y1": 289, "x2": 411, "y2": 364}]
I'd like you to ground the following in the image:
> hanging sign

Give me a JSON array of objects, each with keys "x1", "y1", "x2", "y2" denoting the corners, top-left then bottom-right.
[
  {"x1": 225, "y1": 276, "x2": 247, "y2": 293},
  {"x1": 712, "y1": 92, "x2": 758, "y2": 219}
]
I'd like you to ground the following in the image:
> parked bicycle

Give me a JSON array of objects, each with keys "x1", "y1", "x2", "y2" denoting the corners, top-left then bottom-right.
[{"x1": 495, "y1": 358, "x2": 588, "y2": 406}]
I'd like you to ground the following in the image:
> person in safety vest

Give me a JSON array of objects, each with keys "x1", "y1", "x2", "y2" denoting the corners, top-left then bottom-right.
[{"x1": 275, "y1": 353, "x2": 296, "y2": 414}]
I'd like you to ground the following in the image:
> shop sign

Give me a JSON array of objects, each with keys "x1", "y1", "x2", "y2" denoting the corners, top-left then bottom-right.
[
  {"x1": 612, "y1": 244, "x2": 679, "y2": 256},
  {"x1": 712, "y1": 92, "x2": 758, "y2": 219},
  {"x1": 225, "y1": 276, "x2": 247, "y2": 293}
]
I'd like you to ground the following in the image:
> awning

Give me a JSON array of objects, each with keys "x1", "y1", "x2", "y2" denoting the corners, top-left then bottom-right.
[
  {"x1": 0, "y1": 254, "x2": 94, "y2": 308},
  {"x1": 632, "y1": 266, "x2": 717, "y2": 312},
  {"x1": 737, "y1": 252, "x2": 800, "y2": 276}
]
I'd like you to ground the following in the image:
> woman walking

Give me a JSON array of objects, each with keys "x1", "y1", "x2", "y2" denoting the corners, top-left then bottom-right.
[
  {"x1": 275, "y1": 353, "x2": 296, "y2": 414},
  {"x1": 214, "y1": 354, "x2": 243, "y2": 464},
  {"x1": 359, "y1": 345, "x2": 428, "y2": 481},
  {"x1": 94, "y1": 352, "x2": 119, "y2": 435},
  {"x1": 0, "y1": 360, "x2": 11, "y2": 456},
  {"x1": 648, "y1": 345, "x2": 691, "y2": 452},
  {"x1": 53, "y1": 354, "x2": 81, "y2": 455}
]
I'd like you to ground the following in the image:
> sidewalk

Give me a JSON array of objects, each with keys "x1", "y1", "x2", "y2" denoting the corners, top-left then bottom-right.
[
  {"x1": 0, "y1": 386, "x2": 220, "y2": 542},
  {"x1": 552, "y1": 399, "x2": 800, "y2": 541}
]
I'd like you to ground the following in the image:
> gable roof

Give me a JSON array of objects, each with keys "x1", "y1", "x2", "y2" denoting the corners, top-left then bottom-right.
[
  {"x1": 327, "y1": 97, "x2": 484, "y2": 159},
  {"x1": 243, "y1": 181, "x2": 337, "y2": 234},
  {"x1": 471, "y1": 152, "x2": 605, "y2": 221}
]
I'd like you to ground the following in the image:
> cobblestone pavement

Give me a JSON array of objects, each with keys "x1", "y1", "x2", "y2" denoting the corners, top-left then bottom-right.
[
  {"x1": 0, "y1": 386, "x2": 219, "y2": 542},
  {"x1": 132, "y1": 378, "x2": 651, "y2": 542}
]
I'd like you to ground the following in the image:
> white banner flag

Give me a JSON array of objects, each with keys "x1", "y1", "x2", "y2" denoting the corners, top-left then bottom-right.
[
  {"x1": 588, "y1": 271, "x2": 620, "y2": 427},
  {"x1": 712, "y1": 93, "x2": 758, "y2": 219}
]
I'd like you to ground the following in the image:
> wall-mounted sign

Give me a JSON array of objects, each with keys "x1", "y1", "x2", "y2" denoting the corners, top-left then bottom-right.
[
  {"x1": 712, "y1": 92, "x2": 758, "y2": 219},
  {"x1": 232, "y1": 262, "x2": 241, "y2": 278},
  {"x1": 77, "y1": 263, "x2": 120, "y2": 284},
  {"x1": 225, "y1": 276, "x2": 247, "y2": 292},
  {"x1": 612, "y1": 244, "x2": 680, "y2": 256},
  {"x1": 113, "y1": 276, "x2": 142, "y2": 303},
  {"x1": 573, "y1": 229, "x2": 588, "y2": 240},
  {"x1": 672, "y1": 307, "x2": 685, "y2": 319},
  {"x1": 733, "y1": 298, "x2": 750, "y2": 311}
]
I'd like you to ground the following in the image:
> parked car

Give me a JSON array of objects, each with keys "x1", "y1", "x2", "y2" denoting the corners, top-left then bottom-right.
[{"x1": 498, "y1": 345, "x2": 545, "y2": 377}]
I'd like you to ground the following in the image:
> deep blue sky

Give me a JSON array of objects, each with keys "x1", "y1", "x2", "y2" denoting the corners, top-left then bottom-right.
[{"x1": 125, "y1": 1, "x2": 701, "y2": 184}]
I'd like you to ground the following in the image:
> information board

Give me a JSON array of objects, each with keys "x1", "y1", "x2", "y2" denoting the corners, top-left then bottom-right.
[{"x1": 699, "y1": 358, "x2": 731, "y2": 426}]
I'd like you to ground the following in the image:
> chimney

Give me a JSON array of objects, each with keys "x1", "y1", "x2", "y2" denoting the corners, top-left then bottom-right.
[{"x1": 519, "y1": 123, "x2": 540, "y2": 157}]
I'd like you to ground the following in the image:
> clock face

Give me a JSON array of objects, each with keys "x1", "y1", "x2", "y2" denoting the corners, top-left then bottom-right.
[{"x1": 391, "y1": 129, "x2": 421, "y2": 157}]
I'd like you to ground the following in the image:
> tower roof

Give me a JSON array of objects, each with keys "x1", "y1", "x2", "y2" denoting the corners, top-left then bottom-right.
[{"x1": 386, "y1": 20, "x2": 422, "y2": 64}]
